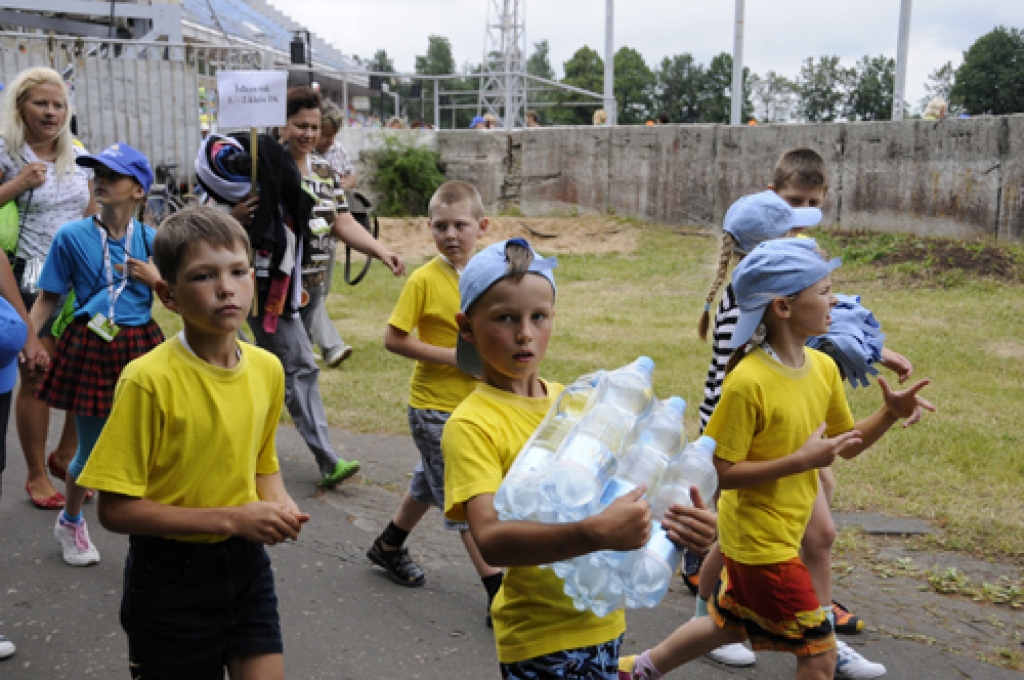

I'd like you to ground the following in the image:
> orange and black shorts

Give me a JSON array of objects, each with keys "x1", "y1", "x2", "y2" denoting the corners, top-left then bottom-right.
[{"x1": 708, "y1": 555, "x2": 836, "y2": 657}]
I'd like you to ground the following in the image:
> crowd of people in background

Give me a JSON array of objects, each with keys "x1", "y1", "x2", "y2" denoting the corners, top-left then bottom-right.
[{"x1": 0, "y1": 60, "x2": 938, "y2": 680}]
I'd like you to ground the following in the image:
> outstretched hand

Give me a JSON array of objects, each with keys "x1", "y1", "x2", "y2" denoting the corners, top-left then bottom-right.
[{"x1": 878, "y1": 376, "x2": 935, "y2": 428}]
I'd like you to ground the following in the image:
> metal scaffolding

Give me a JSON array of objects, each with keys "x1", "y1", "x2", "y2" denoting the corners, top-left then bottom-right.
[{"x1": 477, "y1": 0, "x2": 527, "y2": 129}]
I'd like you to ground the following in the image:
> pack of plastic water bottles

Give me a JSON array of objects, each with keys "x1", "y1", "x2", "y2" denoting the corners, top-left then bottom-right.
[{"x1": 493, "y1": 357, "x2": 719, "y2": 617}]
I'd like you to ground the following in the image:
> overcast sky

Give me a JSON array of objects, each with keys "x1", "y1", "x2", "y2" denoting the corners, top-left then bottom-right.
[{"x1": 268, "y1": 0, "x2": 1020, "y2": 111}]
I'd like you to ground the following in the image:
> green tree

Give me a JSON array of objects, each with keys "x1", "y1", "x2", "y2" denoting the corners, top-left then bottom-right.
[
  {"x1": 847, "y1": 54, "x2": 895, "y2": 120},
  {"x1": 920, "y1": 61, "x2": 956, "y2": 113},
  {"x1": 951, "y1": 26, "x2": 1024, "y2": 115},
  {"x1": 697, "y1": 53, "x2": 753, "y2": 123},
  {"x1": 366, "y1": 49, "x2": 397, "y2": 119},
  {"x1": 412, "y1": 36, "x2": 457, "y2": 124},
  {"x1": 654, "y1": 53, "x2": 704, "y2": 123},
  {"x1": 747, "y1": 70, "x2": 797, "y2": 122},
  {"x1": 551, "y1": 46, "x2": 604, "y2": 125},
  {"x1": 613, "y1": 46, "x2": 655, "y2": 124},
  {"x1": 526, "y1": 39, "x2": 556, "y2": 81},
  {"x1": 798, "y1": 55, "x2": 851, "y2": 121}
]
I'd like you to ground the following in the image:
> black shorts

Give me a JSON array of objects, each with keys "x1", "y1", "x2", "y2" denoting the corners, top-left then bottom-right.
[{"x1": 120, "y1": 535, "x2": 283, "y2": 680}]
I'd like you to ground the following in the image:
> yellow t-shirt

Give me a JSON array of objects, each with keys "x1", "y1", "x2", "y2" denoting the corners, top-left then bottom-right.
[
  {"x1": 77, "y1": 337, "x2": 285, "y2": 543},
  {"x1": 443, "y1": 381, "x2": 626, "y2": 664},
  {"x1": 706, "y1": 348, "x2": 854, "y2": 566},
  {"x1": 388, "y1": 256, "x2": 478, "y2": 412}
]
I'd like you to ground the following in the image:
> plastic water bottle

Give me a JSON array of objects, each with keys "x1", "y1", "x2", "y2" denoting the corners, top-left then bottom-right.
[
  {"x1": 618, "y1": 436, "x2": 719, "y2": 608},
  {"x1": 563, "y1": 396, "x2": 686, "y2": 612},
  {"x1": 494, "y1": 372, "x2": 602, "y2": 521},
  {"x1": 542, "y1": 357, "x2": 655, "y2": 522}
]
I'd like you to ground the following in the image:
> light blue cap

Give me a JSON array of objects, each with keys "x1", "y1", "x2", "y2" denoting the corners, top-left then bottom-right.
[
  {"x1": 457, "y1": 238, "x2": 557, "y2": 375},
  {"x1": 724, "y1": 190, "x2": 822, "y2": 255},
  {"x1": 806, "y1": 294, "x2": 885, "y2": 388},
  {"x1": 470, "y1": 116, "x2": 486, "y2": 128},
  {"x1": 0, "y1": 296, "x2": 28, "y2": 393},
  {"x1": 728, "y1": 237, "x2": 841, "y2": 350}
]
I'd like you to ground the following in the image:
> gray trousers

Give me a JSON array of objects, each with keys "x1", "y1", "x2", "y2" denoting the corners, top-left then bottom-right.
[
  {"x1": 299, "y1": 283, "x2": 346, "y2": 357},
  {"x1": 249, "y1": 310, "x2": 340, "y2": 475}
]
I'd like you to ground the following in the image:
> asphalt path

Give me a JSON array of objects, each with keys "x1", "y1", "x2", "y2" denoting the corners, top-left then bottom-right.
[{"x1": 1, "y1": 413, "x2": 1017, "y2": 679}]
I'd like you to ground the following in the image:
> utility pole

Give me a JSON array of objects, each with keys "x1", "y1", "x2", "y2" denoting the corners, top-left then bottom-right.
[
  {"x1": 892, "y1": 0, "x2": 912, "y2": 120},
  {"x1": 478, "y1": 0, "x2": 527, "y2": 128},
  {"x1": 603, "y1": 0, "x2": 615, "y2": 125},
  {"x1": 730, "y1": 0, "x2": 745, "y2": 126}
]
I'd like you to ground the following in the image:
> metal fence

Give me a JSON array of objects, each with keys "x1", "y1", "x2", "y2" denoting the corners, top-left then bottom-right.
[{"x1": 0, "y1": 33, "x2": 265, "y2": 185}]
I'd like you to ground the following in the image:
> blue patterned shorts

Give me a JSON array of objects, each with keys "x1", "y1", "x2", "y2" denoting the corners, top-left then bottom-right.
[{"x1": 500, "y1": 635, "x2": 623, "y2": 679}]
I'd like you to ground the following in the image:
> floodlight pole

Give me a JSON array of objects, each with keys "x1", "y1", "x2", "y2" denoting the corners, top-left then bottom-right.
[
  {"x1": 730, "y1": 0, "x2": 745, "y2": 126},
  {"x1": 892, "y1": 0, "x2": 912, "y2": 120},
  {"x1": 603, "y1": 0, "x2": 615, "y2": 125}
]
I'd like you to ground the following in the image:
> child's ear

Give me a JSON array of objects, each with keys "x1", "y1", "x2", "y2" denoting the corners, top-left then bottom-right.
[
  {"x1": 456, "y1": 312, "x2": 474, "y2": 342},
  {"x1": 477, "y1": 217, "x2": 490, "y2": 234},
  {"x1": 155, "y1": 280, "x2": 178, "y2": 313},
  {"x1": 771, "y1": 297, "x2": 791, "y2": 318}
]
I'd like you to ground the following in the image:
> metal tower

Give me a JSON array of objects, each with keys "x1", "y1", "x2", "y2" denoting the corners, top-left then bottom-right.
[{"x1": 478, "y1": 0, "x2": 527, "y2": 129}]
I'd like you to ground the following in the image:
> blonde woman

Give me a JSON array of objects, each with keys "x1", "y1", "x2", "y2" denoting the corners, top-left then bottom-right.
[{"x1": 0, "y1": 67, "x2": 97, "y2": 509}]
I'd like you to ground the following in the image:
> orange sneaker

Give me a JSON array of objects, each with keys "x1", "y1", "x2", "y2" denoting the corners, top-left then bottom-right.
[{"x1": 832, "y1": 600, "x2": 865, "y2": 634}]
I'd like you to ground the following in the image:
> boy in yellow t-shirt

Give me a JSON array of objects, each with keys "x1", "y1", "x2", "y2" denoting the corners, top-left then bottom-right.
[
  {"x1": 442, "y1": 238, "x2": 718, "y2": 677},
  {"x1": 367, "y1": 181, "x2": 504, "y2": 624},
  {"x1": 77, "y1": 207, "x2": 309, "y2": 680}
]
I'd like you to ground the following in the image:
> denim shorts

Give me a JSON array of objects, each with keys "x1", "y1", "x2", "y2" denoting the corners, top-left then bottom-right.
[
  {"x1": 407, "y1": 406, "x2": 468, "y2": 531},
  {"x1": 120, "y1": 535, "x2": 283, "y2": 679},
  {"x1": 500, "y1": 635, "x2": 623, "y2": 680}
]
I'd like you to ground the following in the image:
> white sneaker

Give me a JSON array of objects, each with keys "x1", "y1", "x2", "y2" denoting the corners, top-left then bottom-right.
[
  {"x1": 835, "y1": 639, "x2": 886, "y2": 678},
  {"x1": 0, "y1": 634, "x2": 15, "y2": 660},
  {"x1": 325, "y1": 345, "x2": 353, "y2": 368},
  {"x1": 707, "y1": 641, "x2": 757, "y2": 666},
  {"x1": 54, "y1": 516, "x2": 101, "y2": 567}
]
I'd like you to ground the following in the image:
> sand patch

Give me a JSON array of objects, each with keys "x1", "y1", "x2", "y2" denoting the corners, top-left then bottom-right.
[
  {"x1": 376, "y1": 216, "x2": 640, "y2": 262},
  {"x1": 986, "y1": 341, "x2": 1024, "y2": 360}
]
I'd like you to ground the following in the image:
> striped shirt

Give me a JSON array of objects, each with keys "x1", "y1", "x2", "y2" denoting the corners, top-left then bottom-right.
[
  {"x1": 322, "y1": 139, "x2": 355, "y2": 178},
  {"x1": 698, "y1": 284, "x2": 740, "y2": 433}
]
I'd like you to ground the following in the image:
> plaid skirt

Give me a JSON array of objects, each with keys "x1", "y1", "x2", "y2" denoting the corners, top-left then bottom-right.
[{"x1": 38, "y1": 317, "x2": 164, "y2": 417}]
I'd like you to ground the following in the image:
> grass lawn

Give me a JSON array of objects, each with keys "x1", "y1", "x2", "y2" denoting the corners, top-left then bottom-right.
[{"x1": 153, "y1": 223, "x2": 1024, "y2": 559}]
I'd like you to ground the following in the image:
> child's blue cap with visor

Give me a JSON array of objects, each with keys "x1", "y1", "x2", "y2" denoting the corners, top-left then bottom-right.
[
  {"x1": 807, "y1": 294, "x2": 885, "y2": 388},
  {"x1": 728, "y1": 238, "x2": 841, "y2": 350},
  {"x1": 457, "y1": 238, "x2": 557, "y2": 375},
  {"x1": 76, "y1": 143, "x2": 154, "y2": 194},
  {"x1": 724, "y1": 190, "x2": 822, "y2": 254}
]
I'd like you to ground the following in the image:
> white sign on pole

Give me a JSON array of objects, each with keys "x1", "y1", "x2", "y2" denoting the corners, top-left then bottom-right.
[{"x1": 216, "y1": 70, "x2": 288, "y2": 129}]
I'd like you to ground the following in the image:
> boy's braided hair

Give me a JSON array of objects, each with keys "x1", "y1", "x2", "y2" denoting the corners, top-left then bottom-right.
[{"x1": 697, "y1": 232, "x2": 741, "y2": 342}]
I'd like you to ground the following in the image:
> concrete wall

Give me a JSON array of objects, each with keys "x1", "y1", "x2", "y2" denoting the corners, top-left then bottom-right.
[{"x1": 339, "y1": 114, "x2": 1024, "y2": 242}]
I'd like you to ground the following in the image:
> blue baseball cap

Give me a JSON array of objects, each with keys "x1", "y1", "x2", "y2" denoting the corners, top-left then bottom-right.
[
  {"x1": 76, "y1": 143, "x2": 154, "y2": 194},
  {"x1": 470, "y1": 116, "x2": 487, "y2": 128},
  {"x1": 457, "y1": 238, "x2": 557, "y2": 375},
  {"x1": 728, "y1": 237, "x2": 841, "y2": 350},
  {"x1": 807, "y1": 294, "x2": 885, "y2": 388},
  {"x1": 0, "y1": 296, "x2": 28, "y2": 393},
  {"x1": 724, "y1": 190, "x2": 823, "y2": 255}
]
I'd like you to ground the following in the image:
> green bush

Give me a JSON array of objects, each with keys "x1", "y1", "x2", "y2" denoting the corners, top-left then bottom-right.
[{"x1": 367, "y1": 137, "x2": 446, "y2": 216}]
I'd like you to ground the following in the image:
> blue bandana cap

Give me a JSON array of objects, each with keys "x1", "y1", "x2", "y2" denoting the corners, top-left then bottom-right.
[
  {"x1": 724, "y1": 190, "x2": 822, "y2": 255},
  {"x1": 728, "y1": 237, "x2": 841, "y2": 350},
  {"x1": 76, "y1": 143, "x2": 154, "y2": 194},
  {"x1": 456, "y1": 238, "x2": 557, "y2": 375},
  {"x1": 806, "y1": 294, "x2": 885, "y2": 388}
]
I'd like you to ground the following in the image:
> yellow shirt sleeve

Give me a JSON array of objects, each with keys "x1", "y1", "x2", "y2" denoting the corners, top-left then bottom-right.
[
  {"x1": 256, "y1": 358, "x2": 285, "y2": 475},
  {"x1": 706, "y1": 376, "x2": 760, "y2": 464},
  {"x1": 387, "y1": 271, "x2": 426, "y2": 335},
  {"x1": 77, "y1": 374, "x2": 156, "y2": 498},
  {"x1": 823, "y1": 356, "x2": 856, "y2": 437},
  {"x1": 442, "y1": 416, "x2": 504, "y2": 523}
]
